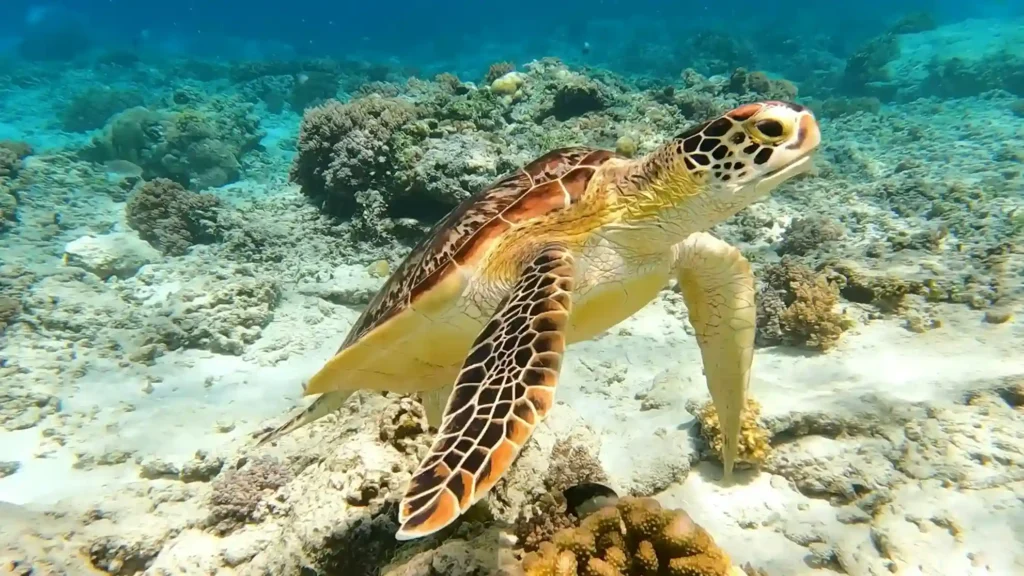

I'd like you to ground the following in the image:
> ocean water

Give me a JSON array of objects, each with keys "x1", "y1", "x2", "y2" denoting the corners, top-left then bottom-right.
[{"x1": 0, "y1": 1, "x2": 1023, "y2": 575}]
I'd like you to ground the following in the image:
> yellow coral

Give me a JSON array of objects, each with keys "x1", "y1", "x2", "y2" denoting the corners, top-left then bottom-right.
[
  {"x1": 521, "y1": 497, "x2": 743, "y2": 576},
  {"x1": 696, "y1": 398, "x2": 772, "y2": 468},
  {"x1": 491, "y1": 71, "x2": 525, "y2": 95}
]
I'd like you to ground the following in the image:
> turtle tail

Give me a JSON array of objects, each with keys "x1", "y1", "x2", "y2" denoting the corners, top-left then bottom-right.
[{"x1": 255, "y1": 390, "x2": 354, "y2": 447}]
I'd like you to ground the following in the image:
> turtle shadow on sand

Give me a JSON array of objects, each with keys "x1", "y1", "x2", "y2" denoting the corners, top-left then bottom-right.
[{"x1": 692, "y1": 461, "x2": 761, "y2": 487}]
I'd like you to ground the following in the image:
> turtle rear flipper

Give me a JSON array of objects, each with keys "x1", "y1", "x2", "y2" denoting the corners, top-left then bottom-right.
[
  {"x1": 255, "y1": 390, "x2": 354, "y2": 447},
  {"x1": 673, "y1": 231, "x2": 756, "y2": 482},
  {"x1": 395, "y1": 244, "x2": 575, "y2": 541}
]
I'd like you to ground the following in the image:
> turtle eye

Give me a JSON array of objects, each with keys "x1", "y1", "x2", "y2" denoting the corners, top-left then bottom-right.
[
  {"x1": 747, "y1": 117, "x2": 789, "y2": 145},
  {"x1": 755, "y1": 119, "x2": 784, "y2": 138}
]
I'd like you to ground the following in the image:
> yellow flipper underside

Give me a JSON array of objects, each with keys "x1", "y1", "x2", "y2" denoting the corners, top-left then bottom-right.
[{"x1": 674, "y1": 232, "x2": 756, "y2": 482}]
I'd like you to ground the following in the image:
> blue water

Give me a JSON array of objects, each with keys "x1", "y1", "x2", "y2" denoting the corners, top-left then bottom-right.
[{"x1": 1, "y1": 1, "x2": 1021, "y2": 72}]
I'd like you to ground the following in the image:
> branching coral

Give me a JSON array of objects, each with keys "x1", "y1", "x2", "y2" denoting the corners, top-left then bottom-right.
[
  {"x1": 695, "y1": 398, "x2": 772, "y2": 469},
  {"x1": 521, "y1": 496, "x2": 742, "y2": 576},
  {"x1": 779, "y1": 275, "x2": 846, "y2": 351},
  {"x1": 486, "y1": 61, "x2": 517, "y2": 84}
]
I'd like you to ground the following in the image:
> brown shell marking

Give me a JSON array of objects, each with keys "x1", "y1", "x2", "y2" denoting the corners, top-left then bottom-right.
[{"x1": 336, "y1": 147, "x2": 619, "y2": 353}]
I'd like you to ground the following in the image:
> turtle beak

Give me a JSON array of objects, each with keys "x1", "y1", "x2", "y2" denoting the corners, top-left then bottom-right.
[{"x1": 754, "y1": 109, "x2": 820, "y2": 196}]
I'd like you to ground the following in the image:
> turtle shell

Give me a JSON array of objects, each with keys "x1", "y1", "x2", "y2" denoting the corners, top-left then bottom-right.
[{"x1": 340, "y1": 146, "x2": 620, "y2": 351}]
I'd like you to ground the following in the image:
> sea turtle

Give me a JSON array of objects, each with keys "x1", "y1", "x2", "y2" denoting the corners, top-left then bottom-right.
[{"x1": 258, "y1": 100, "x2": 821, "y2": 541}]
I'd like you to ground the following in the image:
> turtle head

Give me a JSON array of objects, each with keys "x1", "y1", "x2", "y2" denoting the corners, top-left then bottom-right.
[{"x1": 661, "y1": 100, "x2": 820, "y2": 210}]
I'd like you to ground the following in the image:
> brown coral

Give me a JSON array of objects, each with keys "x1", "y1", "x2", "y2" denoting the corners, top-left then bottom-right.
[
  {"x1": 695, "y1": 398, "x2": 772, "y2": 469},
  {"x1": 485, "y1": 61, "x2": 516, "y2": 84},
  {"x1": 757, "y1": 259, "x2": 849, "y2": 351},
  {"x1": 0, "y1": 296, "x2": 21, "y2": 336},
  {"x1": 779, "y1": 274, "x2": 846, "y2": 351},
  {"x1": 288, "y1": 96, "x2": 417, "y2": 219},
  {"x1": 0, "y1": 140, "x2": 32, "y2": 179},
  {"x1": 521, "y1": 497, "x2": 739, "y2": 576},
  {"x1": 125, "y1": 178, "x2": 223, "y2": 256}
]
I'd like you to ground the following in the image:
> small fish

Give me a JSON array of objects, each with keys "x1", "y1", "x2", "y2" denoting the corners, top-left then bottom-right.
[
  {"x1": 103, "y1": 160, "x2": 143, "y2": 183},
  {"x1": 563, "y1": 482, "x2": 619, "y2": 519}
]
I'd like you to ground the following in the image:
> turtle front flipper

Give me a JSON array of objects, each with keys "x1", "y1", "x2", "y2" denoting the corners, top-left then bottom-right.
[
  {"x1": 672, "y1": 232, "x2": 756, "y2": 483},
  {"x1": 395, "y1": 244, "x2": 576, "y2": 541}
]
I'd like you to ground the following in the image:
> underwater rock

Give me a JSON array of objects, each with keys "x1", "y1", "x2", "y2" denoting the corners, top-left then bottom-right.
[
  {"x1": 0, "y1": 460, "x2": 20, "y2": 478},
  {"x1": 0, "y1": 387, "x2": 61, "y2": 431},
  {"x1": 141, "y1": 268, "x2": 280, "y2": 356},
  {"x1": 62, "y1": 231, "x2": 161, "y2": 280}
]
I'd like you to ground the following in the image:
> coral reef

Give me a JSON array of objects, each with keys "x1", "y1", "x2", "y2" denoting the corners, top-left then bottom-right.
[
  {"x1": 0, "y1": 140, "x2": 32, "y2": 178},
  {"x1": 0, "y1": 141, "x2": 31, "y2": 233},
  {"x1": 125, "y1": 178, "x2": 224, "y2": 256},
  {"x1": 520, "y1": 496, "x2": 740, "y2": 576},
  {"x1": 777, "y1": 216, "x2": 845, "y2": 257},
  {"x1": 1, "y1": 15, "x2": 1022, "y2": 576},
  {"x1": 841, "y1": 34, "x2": 901, "y2": 98},
  {"x1": 0, "y1": 295, "x2": 21, "y2": 335},
  {"x1": 289, "y1": 96, "x2": 419, "y2": 225},
  {"x1": 486, "y1": 61, "x2": 517, "y2": 84},
  {"x1": 516, "y1": 437, "x2": 611, "y2": 552}
]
